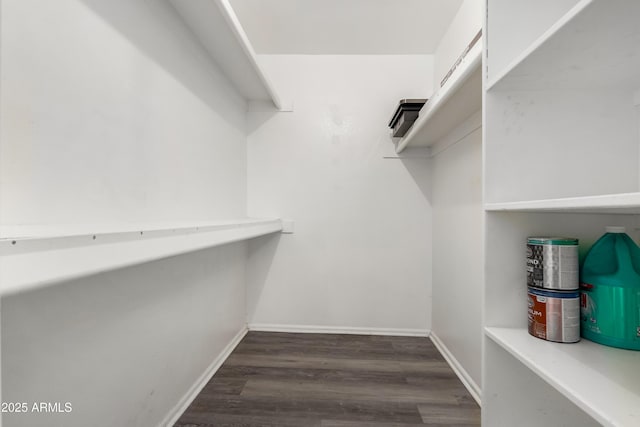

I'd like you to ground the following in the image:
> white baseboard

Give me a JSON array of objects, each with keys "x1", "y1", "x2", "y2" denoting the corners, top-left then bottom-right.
[
  {"x1": 429, "y1": 332, "x2": 481, "y2": 405},
  {"x1": 159, "y1": 326, "x2": 248, "y2": 427},
  {"x1": 248, "y1": 323, "x2": 430, "y2": 337}
]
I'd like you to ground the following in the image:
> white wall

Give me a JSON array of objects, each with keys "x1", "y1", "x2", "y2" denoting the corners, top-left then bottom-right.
[
  {"x1": 2, "y1": 243, "x2": 247, "y2": 427},
  {"x1": 433, "y1": 0, "x2": 482, "y2": 87},
  {"x1": 0, "y1": 0, "x2": 247, "y2": 228},
  {"x1": 0, "y1": 1, "x2": 251, "y2": 425},
  {"x1": 246, "y1": 55, "x2": 433, "y2": 333},
  {"x1": 430, "y1": 113, "x2": 483, "y2": 392},
  {"x1": 428, "y1": 0, "x2": 484, "y2": 395}
]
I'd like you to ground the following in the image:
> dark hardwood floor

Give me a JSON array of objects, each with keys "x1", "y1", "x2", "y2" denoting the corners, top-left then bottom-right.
[{"x1": 175, "y1": 332, "x2": 480, "y2": 426}]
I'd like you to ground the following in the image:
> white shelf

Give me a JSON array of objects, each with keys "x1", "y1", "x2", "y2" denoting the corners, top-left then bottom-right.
[
  {"x1": 0, "y1": 218, "x2": 282, "y2": 297},
  {"x1": 485, "y1": 192, "x2": 640, "y2": 214},
  {"x1": 395, "y1": 40, "x2": 482, "y2": 153},
  {"x1": 169, "y1": 0, "x2": 283, "y2": 110},
  {"x1": 487, "y1": 0, "x2": 640, "y2": 91},
  {"x1": 486, "y1": 327, "x2": 640, "y2": 427}
]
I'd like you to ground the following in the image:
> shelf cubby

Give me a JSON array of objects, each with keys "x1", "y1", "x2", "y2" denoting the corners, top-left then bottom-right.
[
  {"x1": 484, "y1": 0, "x2": 640, "y2": 205},
  {"x1": 486, "y1": 327, "x2": 640, "y2": 427},
  {"x1": 488, "y1": 0, "x2": 640, "y2": 92}
]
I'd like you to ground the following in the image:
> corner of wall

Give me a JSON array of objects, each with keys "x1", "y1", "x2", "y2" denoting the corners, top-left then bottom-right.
[{"x1": 433, "y1": 0, "x2": 483, "y2": 88}]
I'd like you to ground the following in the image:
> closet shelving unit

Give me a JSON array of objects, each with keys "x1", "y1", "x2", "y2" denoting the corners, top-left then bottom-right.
[
  {"x1": 0, "y1": 219, "x2": 282, "y2": 297},
  {"x1": 169, "y1": 0, "x2": 284, "y2": 110},
  {"x1": 483, "y1": 1, "x2": 640, "y2": 426},
  {"x1": 485, "y1": 192, "x2": 640, "y2": 214},
  {"x1": 395, "y1": 38, "x2": 482, "y2": 153},
  {"x1": 0, "y1": 0, "x2": 286, "y2": 298}
]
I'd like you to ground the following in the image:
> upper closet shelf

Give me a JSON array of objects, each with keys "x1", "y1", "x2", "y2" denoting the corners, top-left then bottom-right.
[
  {"x1": 0, "y1": 218, "x2": 282, "y2": 297},
  {"x1": 486, "y1": 327, "x2": 640, "y2": 427},
  {"x1": 395, "y1": 39, "x2": 482, "y2": 153},
  {"x1": 170, "y1": 0, "x2": 284, "y2": 110},
  {"x1": 487, "y1": 0, "x2": 640, "y2": 91},
  {"x1": 485, "y1": 192, "x2": 640, "y2": 214}
]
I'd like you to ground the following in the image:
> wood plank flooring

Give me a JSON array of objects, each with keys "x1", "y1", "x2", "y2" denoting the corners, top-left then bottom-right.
[{"x1": 174, "y1": 332, "x2": 480, "y2": 426}]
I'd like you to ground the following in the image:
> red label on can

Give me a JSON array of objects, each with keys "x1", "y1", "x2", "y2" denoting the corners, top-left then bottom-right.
[
  {"x1": 527, "y1": 288, "x2": 580, "y2": 343},
  {"x1": 528, "y1": 294, "x2": 547, "y2": 339}
]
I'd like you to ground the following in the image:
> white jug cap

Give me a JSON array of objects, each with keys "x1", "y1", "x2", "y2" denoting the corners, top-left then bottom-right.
[{"x1": 606, "y1": 226, "x2": 626, "y2": 233}]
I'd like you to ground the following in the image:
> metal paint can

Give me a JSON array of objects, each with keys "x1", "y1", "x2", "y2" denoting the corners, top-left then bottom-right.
[
  {"x1": 527, "y1": 237, "x2": 579, "y2": 290},
  {"x1": 528, "y1": 287, "x2": 580, "y2": 343}
]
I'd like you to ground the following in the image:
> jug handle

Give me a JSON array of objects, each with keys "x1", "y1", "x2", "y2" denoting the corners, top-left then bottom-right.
[{"x1": 614, "y1": 234, "x2": 633, "y2": 277}]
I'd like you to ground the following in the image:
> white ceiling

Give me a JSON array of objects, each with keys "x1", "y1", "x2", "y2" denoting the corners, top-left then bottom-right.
[{"x1": 229, "y1": 0, "x2": 464, "y2": 54}]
